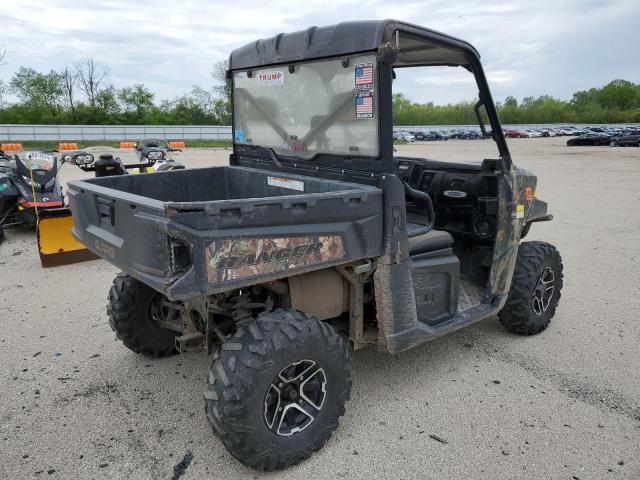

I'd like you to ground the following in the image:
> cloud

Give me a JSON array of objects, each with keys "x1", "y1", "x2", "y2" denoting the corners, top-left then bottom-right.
[{"x1": 0, "y1": 0, "x2": 638, "y2": 105}]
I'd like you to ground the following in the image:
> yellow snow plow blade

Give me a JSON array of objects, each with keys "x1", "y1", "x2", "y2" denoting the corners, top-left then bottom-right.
[{"x1": 37, "y1": 210, "x2": 99, "y2": 268}]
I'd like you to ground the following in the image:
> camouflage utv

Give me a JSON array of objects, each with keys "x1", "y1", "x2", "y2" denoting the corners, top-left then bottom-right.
[{"x1": 68, "y1": 20, "x2": 563, "y2": 470}]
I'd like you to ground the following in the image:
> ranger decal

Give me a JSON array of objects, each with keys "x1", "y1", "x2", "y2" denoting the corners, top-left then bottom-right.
[{"x1": 205, "y1": 235, "x2": 345, "y2": 283}]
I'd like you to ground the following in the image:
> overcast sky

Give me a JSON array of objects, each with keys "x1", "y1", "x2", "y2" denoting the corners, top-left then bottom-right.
[{"x1": 1, "y1": 0, "x2": 638, "y2": 105}]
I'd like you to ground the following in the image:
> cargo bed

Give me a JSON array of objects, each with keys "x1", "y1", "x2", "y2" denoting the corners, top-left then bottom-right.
[{"x1": 67, "y1": 166, "x2": 383, "y2": 300}]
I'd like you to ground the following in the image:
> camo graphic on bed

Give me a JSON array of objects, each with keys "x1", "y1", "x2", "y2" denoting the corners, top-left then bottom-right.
[{"x1": 205, "y1": 235, "x2": 345, "y2": 283}]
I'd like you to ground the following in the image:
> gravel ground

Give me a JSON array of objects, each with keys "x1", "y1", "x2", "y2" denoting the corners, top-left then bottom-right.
[{"x1": 1, "y1": 137, "x2": 639, "y2": 479}]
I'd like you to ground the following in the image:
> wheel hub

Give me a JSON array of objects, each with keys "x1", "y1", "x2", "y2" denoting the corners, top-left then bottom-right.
[
  {"x1": 282, "y1": 384, "x2": 299, "y2": 401},
  {"x1": 264, "y1": 359, "x2": 327, "y2": 437},
  {"x1": 531, "y1": 266, "x2": 555, "y2": 316}
]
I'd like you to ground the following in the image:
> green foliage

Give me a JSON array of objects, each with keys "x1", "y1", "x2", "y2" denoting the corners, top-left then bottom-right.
[
  {"x1": 0, "y1": 59, "x2": 232, "y2": 125},
  {"x1": 118, "y1": 84, "x2": 154, "y2": 120},
  {"x1": 393, "y1": 79, "x2": 640, "y2": 125},
  {"x1": 1, "y1": 58, "x2": 639, "y2": 126},
  {"x1": 212, "y1": 60, "x2": 231, "y2": 124},
  {"x1": 8, "y1": 67, "x2": 64, "y2": 121}
]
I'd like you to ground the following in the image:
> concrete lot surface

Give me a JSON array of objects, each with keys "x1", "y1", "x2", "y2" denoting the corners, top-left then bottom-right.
[{"x1": 1, "y1": 137, "x2": 639, "y2": 479}]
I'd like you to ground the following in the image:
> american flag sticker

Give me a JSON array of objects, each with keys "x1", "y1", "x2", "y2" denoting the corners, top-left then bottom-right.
[
  {"x1": 354, "y1": 63, "x2": 374, "y2": 87},
  {"x1": 355, "y1": 93, "x2": 374, "y2": 119}
]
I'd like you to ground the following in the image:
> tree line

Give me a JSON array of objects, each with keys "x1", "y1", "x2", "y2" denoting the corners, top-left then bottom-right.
[
  {"x1": 0, "y1": 53, "x2": 638, "y2": 126},
  {"x1": 0, "y1": 57, "x2": 231, "y2": 125},
  {"x1": 393, "y1": 79, "x2": 640, "y2": 125}
]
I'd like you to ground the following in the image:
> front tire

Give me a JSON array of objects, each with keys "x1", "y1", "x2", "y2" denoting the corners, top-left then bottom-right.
[
  {"x1": 205, "y1": 309, "x2": 351, "y2": 470},
  {"x1": 499, "y1": 241, "x2": 563, "y2": 335},
  {"x1": 107, "y1": 273, "x2": 178, "y2": 357},
  {"x1": 609, "y1": 140, "x2": 618, "y2": 147}
]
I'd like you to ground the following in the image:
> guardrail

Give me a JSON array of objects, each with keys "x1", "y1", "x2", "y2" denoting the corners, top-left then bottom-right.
[
  {"x1": 2, "y1": 123, "x2": 635, "y2": 142},
  {"x1": 0, "y1": 124, "x2": 232, "y2": 141}
]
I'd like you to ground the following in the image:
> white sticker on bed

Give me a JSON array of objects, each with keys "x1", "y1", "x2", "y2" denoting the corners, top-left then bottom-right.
[{"x1": 267, "y1": 176, "x2": 304, "y2": 192}]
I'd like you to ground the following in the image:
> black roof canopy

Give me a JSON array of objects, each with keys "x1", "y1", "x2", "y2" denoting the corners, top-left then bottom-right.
[{"x1": 229, "y1": 19, "x2": 482, "y2": 70}]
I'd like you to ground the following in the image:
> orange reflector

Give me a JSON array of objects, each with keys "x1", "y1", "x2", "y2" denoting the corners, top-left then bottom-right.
[
  {"x1": 1, "y1": 143, "x2": 23, "y2": 151},
  {"x1": 169, "y1": 141, "x2": 186, "y2": 149},
  {"x1": 58, "y1": 142, "x2": 79, "y2": 151},
  {"x1": 119, "y1": 141, "x2": 137, "y2": 149},
  {"x1": 525, "y1": 187, "x2": 534, "y2": 201}
]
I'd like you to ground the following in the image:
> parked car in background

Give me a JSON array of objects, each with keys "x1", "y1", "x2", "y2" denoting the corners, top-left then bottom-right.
[
  {"x1": 458, "y1": 129, "x2": 481, "y2": 139},
  {"x1": 426, "y1": 131, "x2": 439, "y2": 141},
  {"x1": 609, "y1": 131, "x2": 640, "y2": 147},
  {"x1": 412, "y1": 130, "x2": 442, "y2": 141},
  {"x1": 397, "y1": 131, "x2": 415, "y2": 142},
  {"x1": 566, "y1": 133, "x2": 612, "y2": 146},
  {"x1": 394, "y1": 125, "x2": 638, "y2": 144},
  {"x1": 504, "y1": 129, "x2": 522, "y2": 138},
  {"x1": 504, "y1": 129, "x2": 529, "y2": 138}
]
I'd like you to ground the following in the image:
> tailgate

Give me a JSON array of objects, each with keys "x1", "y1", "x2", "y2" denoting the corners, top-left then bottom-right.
[
  {"x1": 67, "y1": 180, "x2": 174, "y2": 289},
  {"x1": 67, "y1": 171, "x2": 383, "y2": 300}
]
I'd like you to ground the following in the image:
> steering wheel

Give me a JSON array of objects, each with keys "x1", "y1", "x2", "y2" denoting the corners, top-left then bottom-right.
[{"x1": 402, "y1": 180, "x2": 435, "y2": 238}]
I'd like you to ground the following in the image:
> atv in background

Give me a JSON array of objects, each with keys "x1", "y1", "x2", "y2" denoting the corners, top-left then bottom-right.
[
  {"x1": 34, "y1": 148, "x2": 187, "y2": 265},
  {"x1": 0, "y1": 150, "x2": 66, "y2": 244},
  {"x1": 63, "y1": 149, "x2": 183, "y2": 176},
  {"x1": 135, "y1": 138, "x2": 185, "y2": 172}
]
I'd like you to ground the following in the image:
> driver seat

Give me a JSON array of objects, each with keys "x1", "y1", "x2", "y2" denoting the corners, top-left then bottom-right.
[{"x1": 408, "y1": 223, "x2": 454, "y2": 259}]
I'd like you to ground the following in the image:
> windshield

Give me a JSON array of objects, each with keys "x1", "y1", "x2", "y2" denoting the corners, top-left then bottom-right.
[{"x1": 233, "y1": 54, "x2": 378, "y2": 159}]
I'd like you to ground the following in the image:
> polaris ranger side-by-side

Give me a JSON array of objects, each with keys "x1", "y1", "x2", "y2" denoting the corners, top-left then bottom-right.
[{"x1": 68, "y1": 20, "x2": 563, "y2": 470}]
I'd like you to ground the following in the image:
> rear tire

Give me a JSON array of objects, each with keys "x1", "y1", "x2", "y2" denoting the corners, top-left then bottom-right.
[
  {"x1": 499, "y1": 241, "x2": 563, "y2": 335},
  {"x1": 107, "y1": 273, "x2": 177, "y2": 357},
  {"x1": 204, "y1": 308, "x2": 351, "y2": 470},
  {"x1": 609, "y1": 140, "x2": 618, "y2": 147},
  {"x1": 0, "y1": 225, "x2": 5, "y2": 244}
]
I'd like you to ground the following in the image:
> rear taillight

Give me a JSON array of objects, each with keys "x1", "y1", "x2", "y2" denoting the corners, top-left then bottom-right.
[{"x1": 169, "y1": 236, "x2": 191, "y2": 274}]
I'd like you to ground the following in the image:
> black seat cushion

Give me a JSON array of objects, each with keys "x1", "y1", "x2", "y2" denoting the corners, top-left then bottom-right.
[{"x1": 408, "y1": 225, "x2": 454, "y2": 255}]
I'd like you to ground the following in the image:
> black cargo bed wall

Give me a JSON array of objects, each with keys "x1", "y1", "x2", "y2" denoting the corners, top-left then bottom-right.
[
  {"x1": 85, "y1": 166, "x2": 369, "y2": 204},
  {"x1": 225, "y1": 167, "x2": 363, "y2": 198}
]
